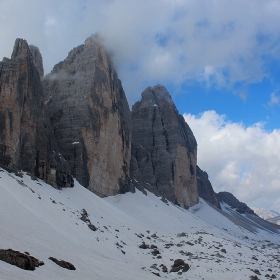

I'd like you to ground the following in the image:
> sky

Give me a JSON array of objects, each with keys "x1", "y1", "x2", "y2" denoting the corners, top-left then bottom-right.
[{"x1": 0, "y1": 0, "x2": 280, "y2": 211}]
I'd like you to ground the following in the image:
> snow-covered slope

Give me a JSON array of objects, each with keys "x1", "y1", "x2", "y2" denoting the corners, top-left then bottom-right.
[{"x1": 0, "y1": 168, "x2": 279, "y2": 280}]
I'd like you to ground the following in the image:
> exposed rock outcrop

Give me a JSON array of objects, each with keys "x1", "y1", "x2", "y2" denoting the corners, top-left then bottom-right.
[
  {"x1": 0, "y1": 38, "x2": 73, "y2": 188},
  {"x1": 217, "y1": 191, "x2": 255, "y2": 214},
  {"x1": 131, "y1": 85, "x2": 198, "y2": 208},
  {"x1": 43, "y1": 34, "x2": 131, "y2": 196},
  {"x1": 49, "y1": 257, "x2": 76, "y2": 270},
  {"x1": 29, "y1": 45, "x2": 44, "y2": 79},
  {"x1": 0, "y1": 249, "x2": 44, "y2": 270},
  {"x1": 196, "y1": 166, "x2": 220, "y2": 208}
]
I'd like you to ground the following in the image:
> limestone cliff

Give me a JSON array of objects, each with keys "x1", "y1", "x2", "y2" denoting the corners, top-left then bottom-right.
[
  {"x1": 196, "y1": 166, "x2": 220, "y2": 208},
  {"x1": 29, "y1": 45, "x2": 44, "y2": 79},
  {"x1": 0, "y1": 38, "x2": 73, "y2": 188},
  {"x1": 131, "y1": 85, "x2": 198, "y2": 208},
  {"x1": 43, "y1": 34, "x2": 131, "y2": 197}
]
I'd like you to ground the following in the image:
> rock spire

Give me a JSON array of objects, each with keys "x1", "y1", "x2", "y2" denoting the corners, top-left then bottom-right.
[
  {"x1": 131, "y1": 85, "x2": 199, "y2": 208},
  {"x1": 0, "y1": 38, "x2": 73, "y2": 188},
  {"x1": 43, "y1": 34, "x2": 131, "y2": 196}
]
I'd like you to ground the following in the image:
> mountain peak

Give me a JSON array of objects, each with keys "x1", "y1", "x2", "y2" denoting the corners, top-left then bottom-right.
[
  {"x1": 11, "y1": 38, "x2": 31, "y2": 59},
  {"x1": 84, "y1": 33, "x2": 104, "y2": 46},
  {"x1": 140, "y1": 85, "x2": 174, "y2": 107}
]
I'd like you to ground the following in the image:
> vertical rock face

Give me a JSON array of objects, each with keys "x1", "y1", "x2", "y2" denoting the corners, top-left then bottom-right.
[
  {"x1": 196, "y1": 166, "x2": 220, "y2": 208},
  {"x1": 131, "y1": 85, "x2": 199, "y2": 208},
  {"x1": 29, "y1": 45, "x2": 44, "y2": 79},
  {"x1": 43, "y1": 34, "x2": 131, "y2": 197},
  {"x1": 0, "y1": 38, "x2": 73, "y2": 188}
]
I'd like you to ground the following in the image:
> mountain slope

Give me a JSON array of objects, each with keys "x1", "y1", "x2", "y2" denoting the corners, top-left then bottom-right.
[
  {"x1": 252, "y1": 207, "x2": 280, "y2": 219},
  {"x1": 0, "y1": 168, "x2": 279, "y2": 280}
]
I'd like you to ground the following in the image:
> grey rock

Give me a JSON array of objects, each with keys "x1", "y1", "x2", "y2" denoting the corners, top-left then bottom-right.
[
  {"x1": 43, "y1": 34, "x2": 131, "y2": 196},
  {"x1": 0, "y1": 249, "x2": 44, "y2": 270},
  {"x1": 29, "y1": 45, "x2": 44, "y2": 79},
  {"x1": 196, "y1": 165, "x2": 220, "y2": 208},
  {"x1": 131, "y1": 85, "x2": 198, "y2": 208},
  {"x1": 0, "y1": 38, "x2": 73, "y2": 188},
  {"x1": 217, "y1": 191, "x2": 255, "y2": 214},
  {"x1": 48, "y1": 257, "x2": 76, "y2": 270}
]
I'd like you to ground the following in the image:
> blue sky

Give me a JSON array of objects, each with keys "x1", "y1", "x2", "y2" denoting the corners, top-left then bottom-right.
[
  {"x1": 173, "y1": 77, "x2": 279, "y2": 131},
  {"x1": 0, "y1": 0, "x2": 280, "y2": 211}
]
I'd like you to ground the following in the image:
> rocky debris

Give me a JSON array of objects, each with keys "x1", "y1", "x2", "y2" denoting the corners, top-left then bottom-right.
[
  {"x1": 151, "y1": 271, "x2": 161, "y2": 277},
  {"x1": 0, "y1": 38, "x2": 73, "y2": 189},
  {"x1": 151, "y1": 248, "x2": 160, "y2": 256},
  {"x1": 196, "y1": 165, "x2": 220, "y2": 208},
  {"x1": 49, "y1": 257, "x2": 76, "y2": 270},
  {"x1": 217, "y1": 192, "x2": 255, "y2": 214},
  {"x1": 80, "y1": 209, "x2": 98, "y2": 231},
  {"x1": 159, "y1": 264, "x2": 168, "y2": 273},
  {"x1": 131, "y1": 85, "x2": 198, "y2": 208},
  {"x1": 44, "y1": 34, "x2": 131, "y2": 197},
  {"x1": 252, "y1": 269, "x2": 261, "y2": 275},
  {"x1": 169, "y1": 259, "x2": 190, "y2": 273},
  {"x1": 0, "y1": 249, "x2": 44, "y2": 270},
  {"x1": 250, "y1": 276, "x2": 260, "y2": 280},
  {"x1": 139, "y1": 242, "x2": 150, "y2": 249},
  {"x1": 88, "y1": 224, "x2": 98, "y2": 231},
  {"x1": 29, "y1": 45, "x2": 44, "y2": 79}
]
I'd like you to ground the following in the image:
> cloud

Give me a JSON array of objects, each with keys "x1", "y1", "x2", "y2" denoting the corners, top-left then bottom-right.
[
  {"x1": 183, "y1": 110, "x2": 280, "y2": 212},
  {"x1": 269, "y1": 91, "x2": 280, "y2": 106},
  {"x1": 1, "y1": 0, "x2": 280, "y2": 104}
]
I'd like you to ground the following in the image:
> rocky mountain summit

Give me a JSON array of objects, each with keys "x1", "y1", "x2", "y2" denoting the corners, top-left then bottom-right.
[
  {"x1": 0, "y1": 39, "x2": 73, "y2": 188},
  {"x1": 0, "y1": 35, "x2": 255, "y2": 213},
  {"x1": 43, "y1": 34, "x2": 131, "y2": 197},
  {"x1": 131, "y1": 85, "x2": 199, "y2": 208}
]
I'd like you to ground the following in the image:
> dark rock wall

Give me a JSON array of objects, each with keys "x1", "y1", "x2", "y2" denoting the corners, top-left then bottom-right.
[
  {"x1": 131, "y1": 85, "x2": 199, "y2": 208},
  {"x1": 44, "y1": 34, "x2": 131, "y2": 196},
  {"x1": 0, "y1": 38, "x2": 73, "y2": 188},
  {"x1": 217, "y1": 191, "x2": 255, "y2": 214},
  {"x1": 196, "y1": 165, "x2": 220, "y2": 208},
  {"x1": 29, "y1": 45, "x2": 44, "y2": 79}
]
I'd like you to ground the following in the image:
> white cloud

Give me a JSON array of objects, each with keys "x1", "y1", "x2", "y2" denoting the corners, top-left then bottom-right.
[
  {"x1": 1, "y1": 0, "x2": 280, "y2": 104},
  {"x1": 184, "y1": 110, "x2": 280, "y2": 212},
  {"x1": 269, "y1": 91, "x2": 280, "y2": 106}
]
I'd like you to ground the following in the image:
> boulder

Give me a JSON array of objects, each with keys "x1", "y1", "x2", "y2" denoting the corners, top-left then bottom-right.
[{"x1": 0, "y1": 249, "x2": 44, "y2": 270}]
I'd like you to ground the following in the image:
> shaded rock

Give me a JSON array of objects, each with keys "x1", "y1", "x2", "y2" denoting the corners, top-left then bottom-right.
[
  {"x1": 29, "y1": 45, "x2": 44, "y2": 79},
  {"x1": 131, "y1": 85, "x2": 198, "y2": 208},
  {"x1": 0, "y1": 249, "x2": 44, "y2": 270},
  {"x1": 0, "y1": 38, "x2": 73, "y2": 188},
  {"x1": 44, "y1": 34, "x2": 131, "y2": 196},
  {"x1": 170, "y1": 259, "x2": 190, "y2": 273},
  {"x1": 88, "y1": 224, "x2": 98, "y2": 231},
  {"x1": 151, "y1": 248, "x2": 160, "y2": 256},
  {"x1": 139, "y1": 242, "x2": 149, "y2": 249},
  {"x1": 49, "y1": 257, "x2": 76, "y2": 270},
  {"x1": 196, "y1": 165, "x2": 220, "y2": 208},
  {"x1": 160, "y1": 264, "x2": 168, "y2": 273},
  {"x1": 217, "y1": 192, "x2": 255, "y2": 214},
  {"x1": 250, "y1": 276, "x2": 260, "y2": 280}
]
